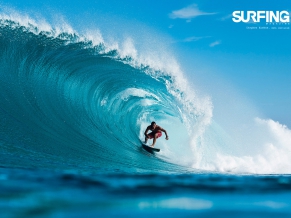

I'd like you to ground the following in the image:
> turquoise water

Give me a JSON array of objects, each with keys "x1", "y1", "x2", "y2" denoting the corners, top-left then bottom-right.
[
  {"x1": 1, "y1": 168, "x2": 291, "y2": 217},
  {"x1": 0, "y1": 20, "x2": 190, "y2": 173},
  {"x1": 1, "y1": 19, "x2": 291, "y2": 217}
]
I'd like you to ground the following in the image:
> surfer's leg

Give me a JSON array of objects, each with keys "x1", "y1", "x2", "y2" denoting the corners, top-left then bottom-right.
[
  {"x1": 146, "y1": 133, "x2": 154, "y2": 144},
  {"x1": 151, "y1": 134, "x2": 157, "y2": 147}
]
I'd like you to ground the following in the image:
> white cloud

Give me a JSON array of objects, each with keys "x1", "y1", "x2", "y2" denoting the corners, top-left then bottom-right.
[
  {"x1": 183, "y1": 36, "x2": 210, "y2": 42},
  {"x1": 169, "y1": 4, "x2": 216, "y2": 20},
  {"x1": 209, "y1": 40, "x2": 221, "y2": 47}
]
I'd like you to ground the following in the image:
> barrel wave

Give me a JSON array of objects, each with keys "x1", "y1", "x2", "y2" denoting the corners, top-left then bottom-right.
[{"x1": 0, "y1": 19, "x2": 212, "y2": 173}]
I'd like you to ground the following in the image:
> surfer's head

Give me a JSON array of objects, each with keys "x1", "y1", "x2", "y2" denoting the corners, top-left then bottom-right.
[{"x1": 151, "y1": 121, "x2": 156, "y2": 128}]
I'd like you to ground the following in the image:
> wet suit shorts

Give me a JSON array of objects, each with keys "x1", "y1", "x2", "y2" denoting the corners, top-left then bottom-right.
[{"x1": 147, "y1": 132, "x2": 162, "y2": 139}]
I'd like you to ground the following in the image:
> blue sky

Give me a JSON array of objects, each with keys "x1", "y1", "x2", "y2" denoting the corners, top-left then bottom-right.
[{"x1": 1, "y1": 0, "x2": 291, "y2": 127}]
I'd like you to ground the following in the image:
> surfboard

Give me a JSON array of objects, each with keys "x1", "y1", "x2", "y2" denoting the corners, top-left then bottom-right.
[{"x1": 142, "y1": 144, "x2": 160, "y2": 152}]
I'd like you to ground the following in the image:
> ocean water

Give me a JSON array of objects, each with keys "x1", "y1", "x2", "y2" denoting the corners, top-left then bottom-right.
[{"x1": 1, "y1": 16, "x2": 291, "y2": 217}]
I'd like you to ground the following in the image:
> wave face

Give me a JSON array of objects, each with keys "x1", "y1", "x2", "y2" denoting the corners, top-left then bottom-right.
[{"x1": 0, "y1": 18, "x2": 212, "y2": 173}]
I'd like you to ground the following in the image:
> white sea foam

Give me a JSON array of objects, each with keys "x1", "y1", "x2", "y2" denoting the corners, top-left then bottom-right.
[
  {"x1": 84, "y1": 29, "x2": 104, "y2": 46},
  {"x1": 193, "y1": 118, "x2": 291, "y2": 174},
  {"x1": 0, "y1": 7, "x2": 75, "y2": 37},
  {"x1": 119, "y1": 88, "x2": 160, "y2": 101}
]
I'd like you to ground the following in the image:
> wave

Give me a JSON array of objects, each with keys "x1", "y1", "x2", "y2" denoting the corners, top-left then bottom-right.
[
  {"x1": 1, "y1": 12, "x2": 291, "y2": 175},
  {"x1": 0, "y1": 15, "x2": 213, "y2": 173}
]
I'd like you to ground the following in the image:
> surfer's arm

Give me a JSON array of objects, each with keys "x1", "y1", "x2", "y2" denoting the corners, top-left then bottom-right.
[
  {"x1": 160, "y1": 128, "x2": 169, "y2": 140},
  {"x1": 144, "y1": 127, "x2": 150, "y2": 138}
]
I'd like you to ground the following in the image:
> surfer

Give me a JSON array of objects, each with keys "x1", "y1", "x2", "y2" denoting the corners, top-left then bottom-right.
[{"x1": 144, "y1": 122, "x2": 169, "y2": 147}]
